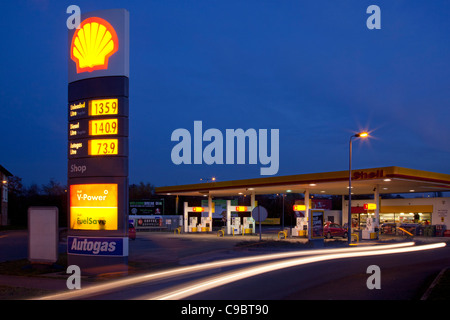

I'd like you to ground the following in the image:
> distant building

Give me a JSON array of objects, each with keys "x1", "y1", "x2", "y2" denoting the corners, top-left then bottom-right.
[{"x1": 0, "y1": 165, "x2": 13, "y2": 226}]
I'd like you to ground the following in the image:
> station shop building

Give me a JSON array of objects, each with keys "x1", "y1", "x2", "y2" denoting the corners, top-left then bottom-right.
[{"x1": 155, "y1": 166, "x2": 450, "y2": 236}]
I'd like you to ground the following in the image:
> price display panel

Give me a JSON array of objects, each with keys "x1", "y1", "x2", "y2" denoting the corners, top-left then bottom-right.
[
  {"x1": 69, "y1": 97, "x2": 129, "y2": 121},
  {"x1": 69, "y1": 117, "x2": 127, "y2": 139},
  {"x1": 89, "y1": 119, "x2": 119, "y2": 136},
  {"x1": 69, "y1": 137, "x2": 127, "y2": 158},
  {"x1": 89, "y1": 98, "x2": 119, "y2": 116},
  {"x1": 89, "y1": 139, "x2": 119, "y2": 156}
]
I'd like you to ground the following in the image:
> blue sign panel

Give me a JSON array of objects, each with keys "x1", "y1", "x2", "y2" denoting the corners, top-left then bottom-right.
[{"x1": 68, "y1": 236, "x2": 128, "y2": 256}]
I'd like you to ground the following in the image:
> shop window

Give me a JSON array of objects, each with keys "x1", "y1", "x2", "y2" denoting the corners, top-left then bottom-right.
[{"x1": 380, "y1": 213, "x2": 432, "y2": 225}]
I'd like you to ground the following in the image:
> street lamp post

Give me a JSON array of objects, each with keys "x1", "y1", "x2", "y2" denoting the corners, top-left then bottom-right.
[
  {"x1": 348, "y1": 132, "x2": 368, "y2": 244},
  {"x1": 282, "y1": 193, "x2": 285, "y2": 230}
]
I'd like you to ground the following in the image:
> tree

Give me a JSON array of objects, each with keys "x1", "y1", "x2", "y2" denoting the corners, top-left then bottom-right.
[
  {"x1": 42, "y1": 178, "x2": 66, "y2": 196},
  {"x1": 7, "y1": 175, "x2": 24, "y2": 197},
  {"x1": 7, "y1": 177, "x2": 67, "y2": 227},
  {"x1": 23, "y1": 183, "x2": 41, "y2": 198},
  {"x1": 129, "y1": 182, "x2": 155, "y2": 200}
]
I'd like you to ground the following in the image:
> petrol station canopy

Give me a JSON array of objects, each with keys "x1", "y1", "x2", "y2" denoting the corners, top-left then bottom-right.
[{"x1": 155, "y1": 166, "x2": 450, "y2": 197}]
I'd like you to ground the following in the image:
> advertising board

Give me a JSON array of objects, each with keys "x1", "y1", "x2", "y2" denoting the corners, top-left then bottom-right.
[{"x1": 309, "y1": 209, "x2": 325, "y2": 239}]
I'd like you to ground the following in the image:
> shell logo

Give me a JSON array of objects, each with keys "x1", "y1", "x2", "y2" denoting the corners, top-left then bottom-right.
[{"x1": 70, "y1": 17, "x2": 119, "y2": 73}]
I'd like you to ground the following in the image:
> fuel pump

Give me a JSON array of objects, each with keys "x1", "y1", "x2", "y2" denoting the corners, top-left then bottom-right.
[
  {"x1": 200, "y1": 216, "x2": 211, "y2": 232},
  {"x1": 189, "y1": 216, "x2": 198, "y2": 232},
  {"x1": 292, "y1": 217, "x2": 307, "y2": 237},
  {"x1": 362, "y1": 216, "x2": 377, "y2": 239},
  {"x1": 231, "y1": 216, "x2": 241, "y2": 235},
  {"x1": 242, "y1": 216, "x2": 255, "y2": 234}
]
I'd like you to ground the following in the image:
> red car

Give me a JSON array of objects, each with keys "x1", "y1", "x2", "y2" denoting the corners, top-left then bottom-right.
[
  {"x1": 129, "y1": 223, "x2": 136, "y2": 240},
  {"x1": 324, "y1": 222, "x2": 348, "y2": 239}
]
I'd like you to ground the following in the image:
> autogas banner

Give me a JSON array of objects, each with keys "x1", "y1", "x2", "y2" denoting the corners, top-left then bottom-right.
[{"x1": 67, "y1": 236, "x2": 128, "y2": 256}]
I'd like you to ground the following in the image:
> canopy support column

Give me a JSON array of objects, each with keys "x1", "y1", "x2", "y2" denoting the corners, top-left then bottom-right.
[
  {"x1": 374, "y1": 184, "x2": 380, "y2": 228},
  {"x1": 304, "y1": 189, "x2": 310, "y2": 239}
]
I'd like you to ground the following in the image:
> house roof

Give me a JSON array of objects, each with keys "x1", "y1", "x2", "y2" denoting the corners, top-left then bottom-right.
[{"x1": 0, "y1": 165, "x2": 12, "y2": 177}]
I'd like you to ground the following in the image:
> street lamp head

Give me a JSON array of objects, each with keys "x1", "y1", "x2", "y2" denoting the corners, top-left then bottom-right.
[{"x1": 355, "y1": 132, "x2": 369, "y2": 138}]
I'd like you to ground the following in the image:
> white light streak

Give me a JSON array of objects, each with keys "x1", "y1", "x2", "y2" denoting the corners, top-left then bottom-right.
[
  {"x1": 37, "y1": 241, "x2": 426, "y2": 300},
  {"x1": 151, "y1": 242, "x2": 446, "y2": 300}
]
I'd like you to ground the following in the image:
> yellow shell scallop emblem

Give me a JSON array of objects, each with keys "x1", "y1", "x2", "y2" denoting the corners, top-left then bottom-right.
[{"x1": 71, "y1": 17, "x2": 119, "y2": 73}]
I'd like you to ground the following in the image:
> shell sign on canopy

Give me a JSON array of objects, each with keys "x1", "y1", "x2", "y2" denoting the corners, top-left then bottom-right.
[{"x1": 71, "y1": 17, "x2": 119, "y2": 73}]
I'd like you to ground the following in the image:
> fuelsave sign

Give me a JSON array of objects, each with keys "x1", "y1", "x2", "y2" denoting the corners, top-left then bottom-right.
[{"x1": 70, "y1": 183, "x2": 118, "y2": 230}]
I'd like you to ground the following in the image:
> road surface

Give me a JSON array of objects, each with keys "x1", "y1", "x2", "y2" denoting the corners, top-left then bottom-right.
[{"x1": 38, "y1": 241, "x2": 449, "y2": 300}]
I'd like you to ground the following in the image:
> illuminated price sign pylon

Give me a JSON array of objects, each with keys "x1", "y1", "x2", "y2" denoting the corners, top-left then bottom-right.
[{"x1": 67, "y1": 9, "x2": 130, "y2": 274}]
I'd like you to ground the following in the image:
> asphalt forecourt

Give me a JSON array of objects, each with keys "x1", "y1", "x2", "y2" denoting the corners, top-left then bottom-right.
[{"x1": 1, "y1": 229, "x2": 449, "y2": 300}]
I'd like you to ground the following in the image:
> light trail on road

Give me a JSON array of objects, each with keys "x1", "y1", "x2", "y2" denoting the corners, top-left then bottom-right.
[
  {"x1": 37, "y1": 241, "x2": 420, "y2": 300},
  {"x1": 149, "y1": 242, "x2": 446, "y2": 300}
]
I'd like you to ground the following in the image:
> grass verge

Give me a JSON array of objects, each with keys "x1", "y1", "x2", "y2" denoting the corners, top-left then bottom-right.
[
  {"x1": 0, "y1": 254, "x2": 67, "y2": 277},
  {"x1": 0, "y1": 285, "x2": 52, "y2": 300}
]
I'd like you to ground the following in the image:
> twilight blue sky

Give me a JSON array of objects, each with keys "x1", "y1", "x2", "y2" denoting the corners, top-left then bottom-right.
[{"x1": 0, "y1": 0, "x2": 449, "y2": 187}]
